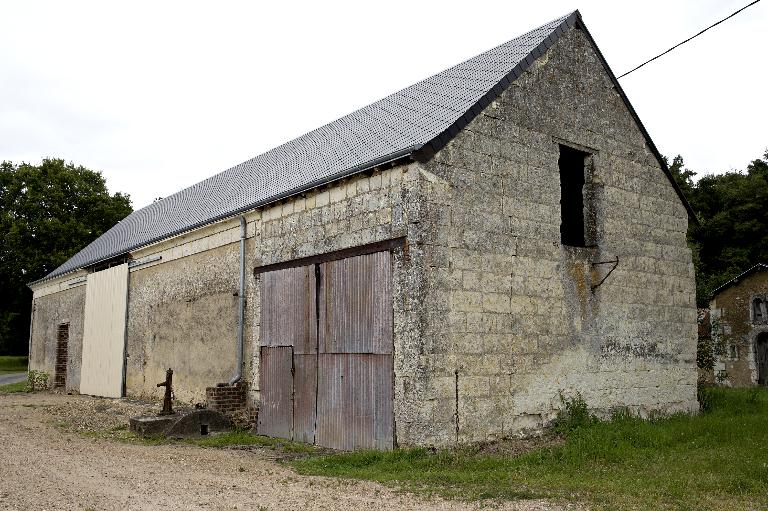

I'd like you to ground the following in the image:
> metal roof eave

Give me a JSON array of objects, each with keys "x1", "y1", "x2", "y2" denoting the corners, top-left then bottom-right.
[{"x1": 27, "y1": 144, "x2": 421, "y2": 288}]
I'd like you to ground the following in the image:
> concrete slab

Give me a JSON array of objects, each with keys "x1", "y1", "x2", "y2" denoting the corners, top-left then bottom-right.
[{"x1": 129, "y1": 409, "x2": 231, "y2": 438}]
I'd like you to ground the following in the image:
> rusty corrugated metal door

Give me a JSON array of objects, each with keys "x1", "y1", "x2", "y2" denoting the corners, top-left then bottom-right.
[
  {"x1": 319, "y1": 251, "x2": 392, "y2": 354},
  {"x1": 292, "y1": 354, "x2": 317, "y2": 443},
  {"x1": 259, "y1": 265, "x2": 316, "y2": 441},
  {"x1": 260, "y1": 265, "x2": 316, "y2": 352},
  {"x1": 79, "y1": 263, "x2": 129, "y2": 398},
  {"x1": 316, "y1": 353, "x2": 393, "y2": 450},
  {"x1": 315, "y1": 251, "x2": 394, "y2": 450},
  {"x1": 257, "y1": 346, "x2": 293, "y2": 439}
]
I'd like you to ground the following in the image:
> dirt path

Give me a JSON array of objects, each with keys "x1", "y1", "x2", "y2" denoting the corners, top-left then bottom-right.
[
  {"x1": 0, "y1": 393, "x2": 578, "y2": 511},
  {"x1": 0, "y1": 373, "x2": 26, "y2": 386}
]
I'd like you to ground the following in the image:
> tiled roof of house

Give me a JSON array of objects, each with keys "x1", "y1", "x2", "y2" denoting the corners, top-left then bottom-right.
[{"x1": 711, "y1": 263, "x2": 768, "y2": 298}]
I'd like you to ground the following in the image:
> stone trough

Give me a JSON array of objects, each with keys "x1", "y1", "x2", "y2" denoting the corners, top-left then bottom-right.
[{"x1": 129, "y1": 409, "x2": 231, "y2": 439}]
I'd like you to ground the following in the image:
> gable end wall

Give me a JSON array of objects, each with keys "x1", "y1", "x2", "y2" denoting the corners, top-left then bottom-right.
[{"x1": 401, "y1": 25, "x2": 697, "y2": 445}]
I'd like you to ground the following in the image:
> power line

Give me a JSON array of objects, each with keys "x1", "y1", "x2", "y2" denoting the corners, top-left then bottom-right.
[{"x1": 617, "y1": 0, "x2": 762, "y2": 79}]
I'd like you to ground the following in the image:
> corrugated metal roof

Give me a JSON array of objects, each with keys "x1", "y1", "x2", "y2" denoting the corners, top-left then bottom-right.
[{"x1": 42, "y1": 12, "x2": 576, "y2": 282}]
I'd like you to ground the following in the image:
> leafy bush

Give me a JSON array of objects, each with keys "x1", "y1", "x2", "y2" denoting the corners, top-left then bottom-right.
[{"x1": 26, "y1": 370, "x2": 48, "y2": 391}]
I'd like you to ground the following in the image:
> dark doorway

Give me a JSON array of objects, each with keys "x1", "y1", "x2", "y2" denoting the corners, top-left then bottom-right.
[
  {"x1": 558, "y1": 145, "x2": 589, "y2": 247},
  {"x1": 757, "y1": 333, "x2": 768, "y2": 386},
  {"x1": 54, "y1": 323, "x2": 69, "y2": 388}
]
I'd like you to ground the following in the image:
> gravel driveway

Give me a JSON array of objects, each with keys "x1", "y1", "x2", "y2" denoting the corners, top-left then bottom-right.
[{"x1": 0, "y1": 393, "x2": 579, "y2": 511}]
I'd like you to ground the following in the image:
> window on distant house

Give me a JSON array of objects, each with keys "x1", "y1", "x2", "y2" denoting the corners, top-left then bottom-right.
[
  {"x1": 559, "y1": 145, "x2": 592, "y2": 247},
  {"x1": 754, "y1": 297, "x2": 767, "y2": 324}
]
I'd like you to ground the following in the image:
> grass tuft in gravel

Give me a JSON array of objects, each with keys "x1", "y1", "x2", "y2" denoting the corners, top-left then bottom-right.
[
  {"x1": 292, "y1": 387, "x2": 768, "y2": 510},
  {"x1": 0, "y1": 380, "x2": 28, "y2": 393}
]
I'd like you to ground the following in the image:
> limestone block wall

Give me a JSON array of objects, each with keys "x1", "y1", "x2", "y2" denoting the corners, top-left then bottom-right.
[
  {"x1": 29, "y1": 284, "x2": 86, "y2": 392},
  {"x1": 710, "y1": 270, "x2": 768, "y2": 386},
  {"x1": 125, "y1": 241, "x2": 256, "y2": 403},
  {"x1": 406, "y1": 25, "x2": 697, "y2": 445},
  {"x1": 245, "y1": 164, "x2": 426, "y2": 436}
]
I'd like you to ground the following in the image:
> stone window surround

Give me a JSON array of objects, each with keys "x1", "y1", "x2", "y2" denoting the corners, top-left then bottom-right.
[{"x1": 751, "y1": 294, "x2": 768, "y2": 325}]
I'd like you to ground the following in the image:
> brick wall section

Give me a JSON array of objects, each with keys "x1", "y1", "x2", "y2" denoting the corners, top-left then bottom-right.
[
  {"x1": 205, "y1": 382, "x2": 258, "y2": 428},
  {"x1": 206, "y1": 382, "x2": 247, "y2": 415}
]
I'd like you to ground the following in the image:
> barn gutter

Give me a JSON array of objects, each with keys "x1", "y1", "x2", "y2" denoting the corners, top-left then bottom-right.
[{"x1": 229, "y1": 215, "x2": 247, "y2": 385}]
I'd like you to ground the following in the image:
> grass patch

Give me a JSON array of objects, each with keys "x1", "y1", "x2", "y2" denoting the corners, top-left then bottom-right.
[
  {"x1": 0, "y1": 380, "x2": 28, "y2": 393},
  {"x1": 0, "y1": 355, "x2": 27, "y2": 374},
  {"x1": 292, "y1": 388, "x2": 768, "y2": 510}
]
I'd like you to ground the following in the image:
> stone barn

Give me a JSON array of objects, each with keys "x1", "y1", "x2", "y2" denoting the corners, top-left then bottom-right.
[
  {"x1": 28, "y1": 10, "x2": 699, "y2": 449},
  {"x1": 708, "y1": 263, "x2": 768, "y2": 386}
]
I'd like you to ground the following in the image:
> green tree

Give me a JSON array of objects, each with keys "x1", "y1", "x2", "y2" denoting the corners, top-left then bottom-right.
[
  {"x1": 0, "y1": 158, "x2": 132, "y2": 355},
  {"x1": 667, "y1": 149, "x2": 768, "y2": 305}
]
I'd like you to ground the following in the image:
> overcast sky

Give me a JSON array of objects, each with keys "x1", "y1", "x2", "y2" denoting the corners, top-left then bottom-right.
[{"x1": 1, "y1": 0, "x2": 766, "y2": 209}]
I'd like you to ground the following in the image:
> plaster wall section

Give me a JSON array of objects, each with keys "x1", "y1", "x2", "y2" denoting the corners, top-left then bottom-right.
[
  {"x1": 246, "y1": 164, "x2": 425, "y2": 436},
  {"x1": 710, "y1": 270, "x2": 768, "y2": 386},
  {"x1": 411, "y1": 25, "x2": 697, "y2": 445},
  {"x1": 125, "y1": 240, "x2": 257, "y2": 403},
  {"x1": 28, "y1": 285, "x2": 86, "y2": 392}
]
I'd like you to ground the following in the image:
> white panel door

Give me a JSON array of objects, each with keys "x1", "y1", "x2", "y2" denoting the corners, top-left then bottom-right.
[{"x1": 79, "y1": 263, "x2": 129, "y2": 398}]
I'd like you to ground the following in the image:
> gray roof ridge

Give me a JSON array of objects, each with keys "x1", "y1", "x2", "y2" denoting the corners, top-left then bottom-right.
[
  {"x1": 32, "y1": 10, "x2": 592, "y2": 286},
  {"x1": 711, "y1": 263, "x2": 768, "y2": 298}
]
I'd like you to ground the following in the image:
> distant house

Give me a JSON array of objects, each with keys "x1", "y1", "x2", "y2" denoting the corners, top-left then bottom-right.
[
  {"x1": 28, "y1": 10, "x2": 698, "y2": 450},
  {"x1": 708, "y1": 263, "x2": 768, "y2": 386}
]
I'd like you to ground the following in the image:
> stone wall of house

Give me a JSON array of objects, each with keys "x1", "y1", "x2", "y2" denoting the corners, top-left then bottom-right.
[
  {"x1": 404, "y1": 25, "x2": 698, "y2": 445},
  {"x1": 710, "y1": 270, "x2": 768, "y2": 386},
  {"x1": 29, "y1": 284, "x2": 86, "y2": 392}
]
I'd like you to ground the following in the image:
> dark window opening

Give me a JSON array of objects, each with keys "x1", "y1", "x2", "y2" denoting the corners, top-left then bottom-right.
[
  {"x1": 200, "y1": 424, "x2": 209, "y2": 436},
  {"x1": 559, "y1": 145, "x2": 589, "y2": 247},
  {"x1": 754, "y1": 297, "x2": 766, "y2": 324}
]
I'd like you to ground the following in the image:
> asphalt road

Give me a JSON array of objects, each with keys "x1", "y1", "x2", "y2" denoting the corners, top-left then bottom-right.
[{"x1": 0, "y1": 372, "x2": 26, "y2": 385}]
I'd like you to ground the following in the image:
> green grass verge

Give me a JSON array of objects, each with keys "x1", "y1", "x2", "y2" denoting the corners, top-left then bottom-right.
[
  {"x1": 0, "y1": 380, "x2": 28, "y2": 393},
  {"x1": 0, "y1": 355, "x2": 28, "y2": 374},
  {"x1": 292, "y1": 387, "x2": 768, "y2": 510}
]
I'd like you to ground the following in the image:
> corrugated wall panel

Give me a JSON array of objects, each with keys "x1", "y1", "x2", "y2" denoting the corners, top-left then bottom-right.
[
  {"x1": 315, "y1": 354, "x2": 393, "y2": 450},
  {"x1": 79, "y1": 263, "x2": 129, "y2": 398},
  {"x1": 292, "y1": 354, "x2": 318, "y2": 444},
  {"x1": 257, "y1": 346, "x2": 293, "y2": 439},
  {"x1": 260, "y1": 265, "x2": 316, "y2": 353},
  {"x1": 319, "y1": 252, "x2": 392, "y2": 354}
]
